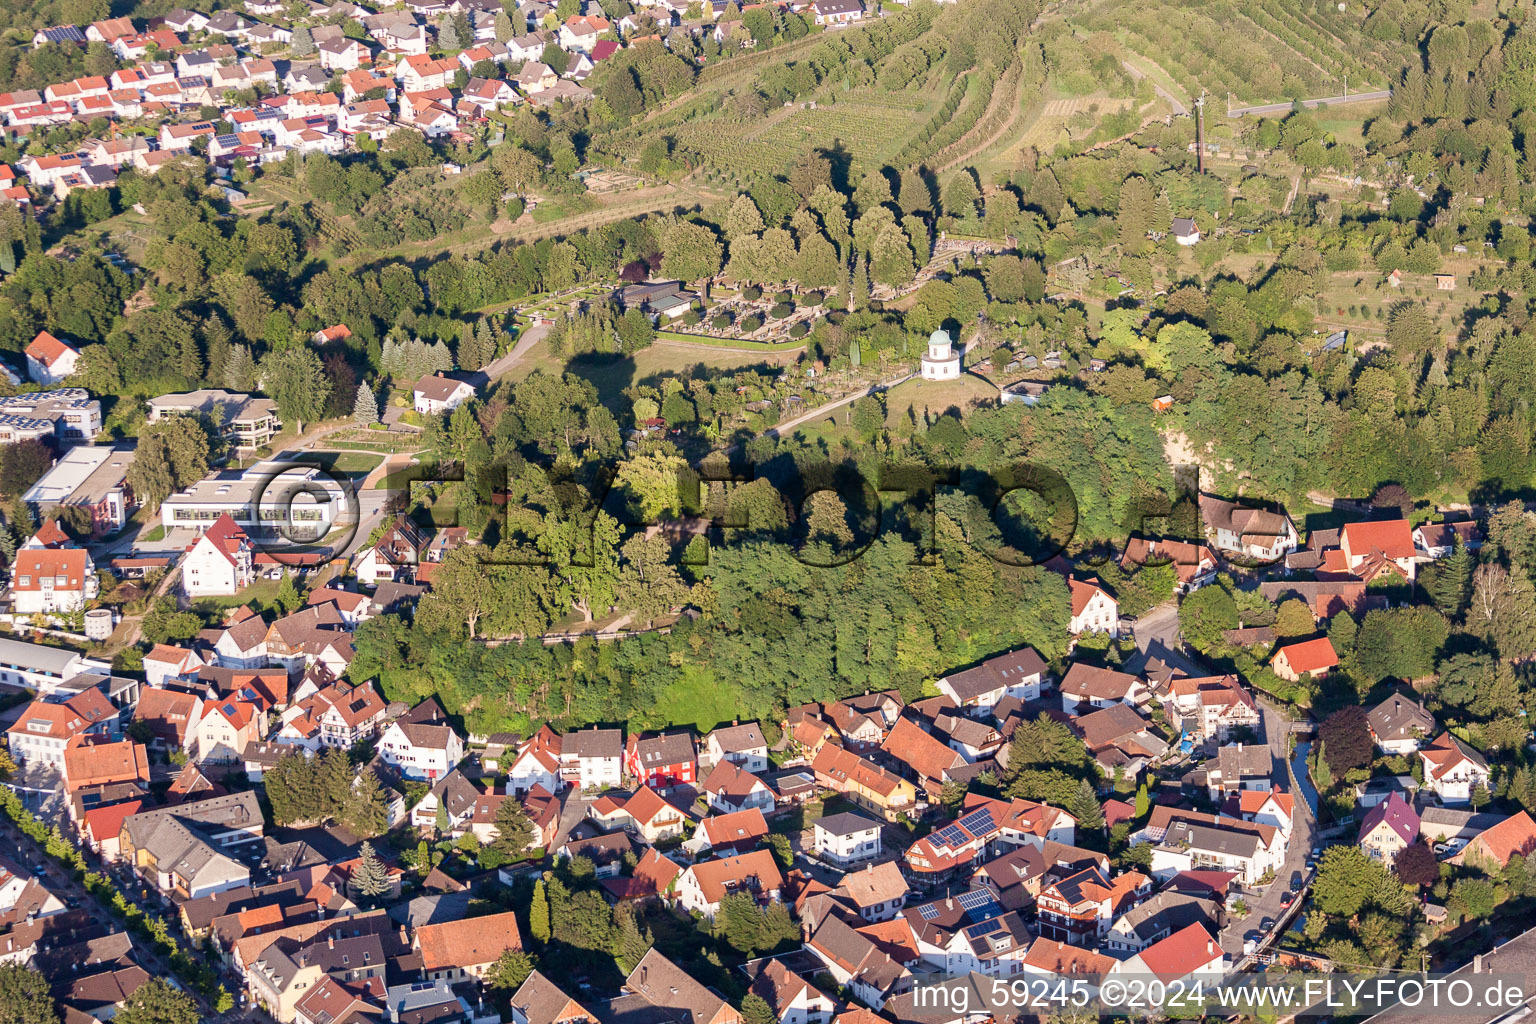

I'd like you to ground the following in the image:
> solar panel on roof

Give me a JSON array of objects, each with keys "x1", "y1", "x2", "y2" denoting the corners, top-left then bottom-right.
[
  {"x1": 933, "y1": 825, "x2": 966, "y2": 848},
  {"x1": 956, "y1": 807, "x2": 995, "y2": 834},
  {"x1": 916, "y1": 902, "x2": 942, "y2": 919},
  {"x1": 964, "y1": 919, "x2": 1001, "y2": 939},
  {"x1": 956, "y1": 889, "x2": 996, "y2": 910}
]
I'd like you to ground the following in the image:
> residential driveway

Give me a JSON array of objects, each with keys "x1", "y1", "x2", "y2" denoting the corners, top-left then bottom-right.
[
  {"x1": 1128, "y1": 601, "x2": 1205, "y2": 677},
  {"x1": 479, "y1": 323, "x2": 547, "y2": 382},
  {"x1": 552, "y1": 787, "x2": 595, "y2": 849}
]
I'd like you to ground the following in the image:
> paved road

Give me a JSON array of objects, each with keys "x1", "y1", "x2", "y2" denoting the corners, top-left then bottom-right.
[
  {"x1": 480, "y1": 322, "x2": 549, "y2": 382},
  {"x1": 1126, "y1": 601, "x2": 1318, "y2": 958},
  {"x1": 1215, "y1": 697, "x2": 1317, "y2": 958},
  {"x1": 1128, "y1": 601, "x2": 1204, "y2": 677},
  {"x1": 0, "y1": 815, "x2": 208, "y2": 1011},
  {"x1": 760, "y1": 373, "x2": 915, "y2": 442},
  {"x1": 1226, "y1": 89, "x2": 1391, "y2": 117},
  {"x1": 1119, "y1": 60, "x2": 1188, "y2": 116}
]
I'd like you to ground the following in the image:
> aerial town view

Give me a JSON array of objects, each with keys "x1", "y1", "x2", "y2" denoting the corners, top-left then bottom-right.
[{"x1": 5, "y1": 0, "x2": 1536, "y2": 1021}]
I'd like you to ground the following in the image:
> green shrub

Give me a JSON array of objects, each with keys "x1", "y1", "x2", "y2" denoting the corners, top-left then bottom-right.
[
  {"x1": 742, "y1": 314, "x2": 764, "y2": 331},
  {"x1": 711, "y1": 314, "x2": 731, "y2": 329},
  {"x1": 789, "y1": 322, "x2": 810, "y2": 339},
  {"x1": 682, "y1": 310, "x2": 701, "y2": 325},
  {"x1": 770, "y1": 302, "x2": 792, "y2": 318},
  {"x1": 802, "y1": 290, "x2": 825, "y2": 305},
  {"x1": 743, "y1": 286, "x2": 762, "y2": 300},
  {"x1": 773, "y1": 290, "x2": 791, "y2": 303}
]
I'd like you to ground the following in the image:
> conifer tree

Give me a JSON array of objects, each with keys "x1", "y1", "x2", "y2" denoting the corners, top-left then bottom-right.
[
  {"x1": 353, "y1": 841, "x2": 393, "y2": 900},
  {"x1": 530, "y1": 879, "x2": 551, "y2": 943},
  {"x1": 353, "y1": 381, "x2": 378, "y2": 425}
]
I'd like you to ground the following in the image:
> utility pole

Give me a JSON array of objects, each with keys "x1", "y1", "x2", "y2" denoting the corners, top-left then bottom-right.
[{"x1": 1195, "y1": 90, "x2": 1206, "y2": 174}]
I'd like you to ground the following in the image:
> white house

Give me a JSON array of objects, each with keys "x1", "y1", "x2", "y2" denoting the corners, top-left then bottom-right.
[
  {"x1": 1170, "y1": 217, "x2": 1200, "y2": 246},
  {"x1": 935, "y1": 647, "x2": 1047, "y2": 714},
  {"x1": 144, "y1": 644, "x2": 207, "y2": 689},
  {"x1": 555, "y1": 727, "x2": 623, "y2": 790},
  {"x1": 413, "y1": 372, "x2": 477, "y2": 415},
  {"x1": 1058, "y1": 664, "x2": 1146, "y2": 715},
  {"x1": 353, "y1": 516, "x2": 430, "y2": 586},
  {"x1": 812, "y1": 810, "x2": 881, "y2": 867},
  {"x1": 674, "y1": 850, "x2": 782, "y2": 918},
  {"x1": 811, "y1": 0, "x2": 864, "y2": 26},
  {"x1": 1419, "y1": 732, "x2": 1491, "y2": 805},
  {"x1": 747, "y1": 961, "x2": 837, "y2": 1024},
  {"x1": 1198, "y1": 494, "x2": 1298, "y2": 564},
  {"x1": 25, "y1": 330, "x2": 79, "y2": 384},
  {"x1": 505, "y1": 746, "x2": 562, "y2": 796},
  {"x1": 376, "y1": 697, "x2": 464, "y2": 782},
  {"x1": 1112, "y1": 923, "x2": 1225, "y2": 985},
  {"x1": 1067, "y1": 578, "x2": 1118, "y2": 637},
  {"x1": 1366, "y1": 693, "x2": 1437, "y2": 756},
  {"x1": 701, "y1": 721, "x2": 768, "y2": 774},
  {"x1": 180, "y1": 514, "x2": 254, "y2": 597},
  {"x1": 211, "y1": 608, "x2": 269, "y2": 668},
  {"x1": 701, "y1": 760, "x2": 774, "y2": 814},
  {"x1": 9, "y1": 546, "x2": 98, "y2": 614}
]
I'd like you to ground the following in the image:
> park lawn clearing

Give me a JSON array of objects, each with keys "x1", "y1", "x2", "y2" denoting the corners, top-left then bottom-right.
[
  {"x1": 519, "y1": 343, "x2": 797, "y2": 411},
  {"x1": 883, "y1": 375, "x2": 1000, "y2": 426},
  {"x1": 649, "y1": 665, "x2": 740, "y2": 732},
  {"x1": 655, "y1": 330, "x2": 800, "y2": 352}
]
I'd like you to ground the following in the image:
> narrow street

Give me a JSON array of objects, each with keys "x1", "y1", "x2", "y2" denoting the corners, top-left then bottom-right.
[
  {"x1": 0, "y1": 813, "x2": 209, "y2": 1014},
  {"x1": 1129, "y1": 600, "x2": 1318, "y2": 959}
]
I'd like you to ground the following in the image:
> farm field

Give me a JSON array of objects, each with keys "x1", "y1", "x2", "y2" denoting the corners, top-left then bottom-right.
[
  {"x1": 665, "y1": 90, "x2": 940, "y2": 181},
  {"x1": 1079, "y1": 0, "x2": 1403, "y2": 106},
  {"x1": 510, "y1": 337, "x2": 796, "y2": 411}
]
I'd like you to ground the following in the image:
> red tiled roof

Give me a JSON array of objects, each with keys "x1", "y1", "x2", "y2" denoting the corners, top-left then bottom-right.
[
  {"x1": 1273, "y1": 637, "x2": 1337, "y2": 675},
  {"x1": 1341, "y1": 519, "x2": 1415, "y2": 562},
  {"x1": 1134, "y1": 922, "x2": 1222, "y2": 981},
  {"x1": 25, "y1": 330, "x2": 73, "y2": 366},
  {"x1": 416, "y1": 910, "x2": 522, "y2": 970}
]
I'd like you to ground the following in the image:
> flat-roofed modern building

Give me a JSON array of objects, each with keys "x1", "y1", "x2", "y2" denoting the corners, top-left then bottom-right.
[
  {"x1": 22, "y1": 444, "x2": 135, "y2": 533},
  {"x1": 0, "y1": 636, "x2": 111, "y2": 695},
  {"x1": 0, "y1": 389, "x2": 102, "y2": 445},
  {"x1": 159, "y1": 461, "x2": 347, "y2": 541},
  {"x1": 146, "y1": 390, "x2": 280, "y2": 450}
]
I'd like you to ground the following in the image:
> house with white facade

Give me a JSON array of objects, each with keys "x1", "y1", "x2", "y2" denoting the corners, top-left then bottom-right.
[
  {"x1": 747, "y1": 961, "x2": 837, "y2": 1024},
  {"x1": 413, "y1": 373, "x2": 477, "y2": 415},
  {"x1": 935, "y1": 647, "x2": 1048, "y2": 714},
  {"x1": 180, "y1": 514, "x2": 254, "y2": 597},
  {"x1": 9, "y1": 545, "x2": 98, "y2": 614},
  {"x1": 1419, "y1": 732, "x2": 1491, "y2": 805},
  {"x1": 675, "y1": 850, "x2": 783, "y2": 918},
  {"x1": 24, "y1": 330, "x2": 79, "y2": 384},
  {"x1": 506, "y1": 745, "x2": 562, "y2": 796},
  {"x1": 554, "y1": 726, "x2": 623, "y2": 790},
  {"x1": 812, "y1": 811, "x2": 882, "y2": 867},
  {"x1": 1067, "y1": 578, "x2": 1119, "y2": 637},
  {"x1": 1367, "y1": 693, "x2": 1437, "y2": 755},
  {"x1": 376, "y1": 697, "x2": 464, "y2": 781},
  {"x1": 701, "y1": 760, "x2": 773, "y2": 814},
  {"x1": 701, "y1": 721, "x2": 768, "y2": 774},
  {"x1": 143, "y1": 644, "x2": 206, "y2": 689}
]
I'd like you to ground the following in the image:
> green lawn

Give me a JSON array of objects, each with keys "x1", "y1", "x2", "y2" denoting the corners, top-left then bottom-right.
[
  {"x1": 648, "y1": 665, "x2": 741, "y2": 732},
  {"x1": 190, "y1": 578, "x2": 284, "y2": 615},
  {"x1": 271, "y1": 450, "x2": 385, "y2": 476}
]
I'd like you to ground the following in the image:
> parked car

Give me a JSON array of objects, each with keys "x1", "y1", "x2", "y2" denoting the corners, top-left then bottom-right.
[{"x1": 1289, "y1": 871, "x2": 1304, "y2": 892}]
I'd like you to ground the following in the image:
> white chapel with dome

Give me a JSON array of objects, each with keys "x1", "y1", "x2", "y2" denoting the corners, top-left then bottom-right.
[{"x1": 921, "y1": 328, "x2": 961, "y2": 381}]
